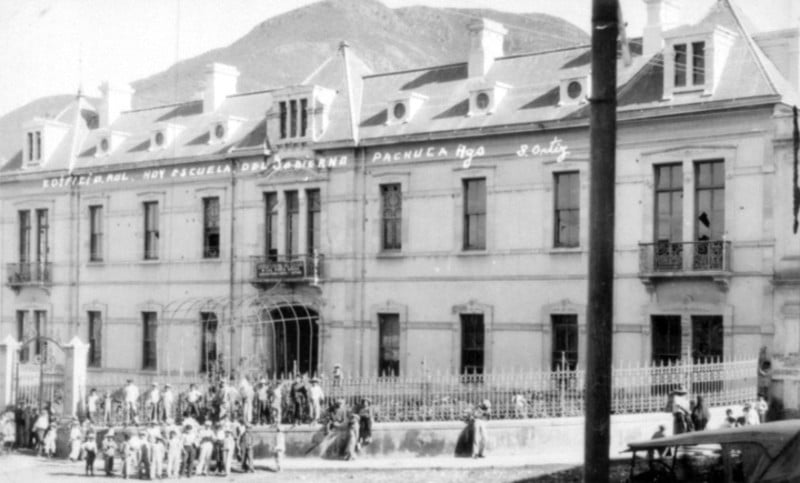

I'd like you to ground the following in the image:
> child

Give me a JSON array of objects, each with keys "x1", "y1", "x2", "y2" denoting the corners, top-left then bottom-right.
[
  {"x1": 222, "y1": 429, "x2": 236, "y2": 476},
  {"x1": 43, "y1": 422, "x2": 57, "y2": 458},
  {"x1": 180, "y1": 425, "x2": 196, "y2": 477},
  {"x1": 102, "y1": 430, "x2": 117, "y2": 477},
  {"x1": 274, "y1": 425, "x2": 285, "y2": 472},
  {"x1": 196, "y1": 421, "x2": 214, "y2": 476},
  {"x1": 68, "y1": 419, "x2": 83, "y2": 461},
  {"x1": 239, "y1": 424, "x2": 254, "y2": 473},
  {"x1": 166, "y1": 430, "x2": 182, "y2": 478},
  {"x1": 82, "y1": 432, "x2": 98, "y2": 476},
  {"x1": 152, "y1": 435, "x2": 166, "y2": 480}
]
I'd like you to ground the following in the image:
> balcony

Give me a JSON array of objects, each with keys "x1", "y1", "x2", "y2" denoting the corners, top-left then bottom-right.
[
  {"x1": 639, "y1": 240, "x2": 731, "y2": 291},
  {"x1": 250, "y1": 253, "x2": 322, "y2": 287},
  {"x1": 6, "y1": 262, "x2": 52, "y2": 292}
]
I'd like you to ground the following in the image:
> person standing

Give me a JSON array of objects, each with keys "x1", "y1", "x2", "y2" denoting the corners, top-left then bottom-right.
[
  {"x1": 471, "y1": 400, "x2": 491, "y2": 459},
  {"x1": 274, "y1": 425, "x2": 285, "y2": 472},
  {"x1": 343, "y1": 413, "x2": 360, "y2": 460},
  {"x1": 146, "y1": 383, "x2": 160, "y2": 423},
  {"x1": 68, "y1": 419, "x2": 83, "y2": 461},
  {"x1": 290, "y1": 375, "x2": 306, "y2": 425},
  {"x1": 161, "y1": 384, "x2": 175, "y2": 423},
  {"x1": 102, "y1": 430, "x2": 117, "y2": 477},
  {"x1": 123, "y1": 379, "x2": 140, "y2": 425},
  {"x1": 165, "y1": 430, "x2": 182, "y2": 478},
  {"x1": 222, "y1": 428, "x2": 236, "y2": 476},
  {"x1": 185, "y1": 384, "x2": 202, "y2": 420},
  {"x1": 102, "y1": 391, "x2": 113, "y2": 426},
  {"x1": 691, "y1": 395, "x2": 711, "y2": 431},
  {"x1": 667, "y1": 387, "x2": 692, "y2": 435},
  {"x1": 755, "y1": 395, "x2": 768, "y2": 423},
  {"x1": 86, "y1": 388, "x2": 100, "y2": 424},
  {"x1": 255, "y1": 379, "x2": 270, "y2": 425},
  {"x1": 743, "y1": 403, "x2": 760, "y2": 426},
  {"x1": 357, "y1": 398, "x2": 374, "y2": 447},
  {"x1": 82, "y1": 432, "x2": 98, "y2": 476},
  {"x1": 239, "y1": 424, "x2": 255, "y2": 473},
  {"x1": 239, "y1": 376, "x2": 254, "y2": 426},
  {"x1": 151, "y1": 433, "x2": 166, "y2": 479},
  {"x1": 196, "y1": 421, "x2": 215, "y2": 476},
  {"x1": 180, "y1": 425, "x2": 197, "y2": 477},
  {"x1": 270, "y1": 382, "x2": 283, "y2": 426},
  {"x1": 308, "y1": 378, "x2": 325, "y2": 423}
]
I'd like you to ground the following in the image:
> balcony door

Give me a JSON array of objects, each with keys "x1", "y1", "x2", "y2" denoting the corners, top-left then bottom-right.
[{"x1": 654, "y1": 164, "x2": 683, "y2": 270}]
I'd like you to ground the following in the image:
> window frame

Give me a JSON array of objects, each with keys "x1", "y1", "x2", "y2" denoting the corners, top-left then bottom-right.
[
  {"x1": 462, "y1": 178, "x2": 487, "y2": 251},
  {"x1": 553, "y1": 171, "x2": 580, "y2": 248},
  {"x1": 460, "y1": 313, "x2": 485, "y2": 375},
  {"x1": 18, "y1": 210, "x2": 31, "y2": 263},
  {"x1": 143, "y1": 201, "x2": 159, "y2": 260},
  {"x1": 551, "y1": 314, "x2": 578, "y2": 371},
  {"x1": 653, "y1": 163, "x2": 684, "y2": 243},
  {"x1": 87, "y1": 310, "x2": 102, "y2": 368},
  {"x1": 285, "y1": 191, "x2": 299, "y2": 258},
  {"x1": 378, "y1": 313, "x2": 401, "y2": 377},
  {"x1": 651, "y1": 315, "x2": 682, "y2": 365},
  {"x1": 142, "y1": 311, "x2": 158, "y2": 370},
  {"x1": 200, "y1": 312, "x2": 219, "y2": 373},
  {"x1": 264, "y1": 192, "x2": 278, "y2": 261},
  {"x1": 89, "y1": 205, "x2": 104, "y2": 262},
  {"x1": 35, "y1": 209, "x2": 49, "y2": 263},
  {"x1": 380, "y1": 183, "x2": 402, "y2": 251},
  {"x1": 306, "y1": 189, "x2": 321, "y2": 256},
  {"x1": 202, "y1": 197, "x2": 221, "y2": 259}
]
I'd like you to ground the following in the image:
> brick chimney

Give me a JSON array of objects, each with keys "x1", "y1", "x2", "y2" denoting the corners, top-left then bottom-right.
[
  {"x1": 642, "y1": 0, "x2": 682, "y2": 57},
  {"x1": 467, "y1": 19, "x2": 507, "y2": 78},
  {"x1": 98, "y1": 81, "x2": 134, "y2": 128},
  {"x1": 203, "y1": 63, "x2": 240, "y2": 113}
]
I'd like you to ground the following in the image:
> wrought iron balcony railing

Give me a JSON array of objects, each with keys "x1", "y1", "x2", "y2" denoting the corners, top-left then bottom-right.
[
  {"x1": 251, "y1": 253, "x2": 322, "y2": 285},
  {"x1": 6, "y1": 262, "x2": 52, "y2": 288},
  {"x1": 639, "y1": 240, "x2": 731, "y2": 275}
]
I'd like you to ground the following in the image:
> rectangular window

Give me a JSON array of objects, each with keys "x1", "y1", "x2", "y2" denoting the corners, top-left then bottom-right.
[
  {"x1": 18, "y1": 210, "x2": 31, "y2": 263},
  {"x1": 17, "y1": 311, "x2": 29, "y2": 363},
  {"x1": 143, "y1": 201, "x2": 159, "y2": 260},
  {"x1": 285, "y1": 191, "x2": 299, "y2": 257},
  {"x1": 380, "y1": 184, "x2": 402, "y2": 251},
  {"x1": 202, "y1": 197, "x2": 220, "y2": 258},
  {"x1": 279, "y1": 101, "x2": 287, "y2": 139},
  {"x1": 306, "y1": 189, "x2": 321, "y2": 255},
  {"x1": 460, "y1": 313, "x2": 484, "y2": 375},
  {"x1": 89, "y1": 205, "x2": 103, "y2": 262},
  {"x1": 695, "y1": 160, "x2": 724, "y2": 241},
  {"x1": 289, "y1": 100, "x2": 298, "y2": 138},
  {"x1": 552, "y1": 314, "x2": 578, "y2": 370},
  {"x1": 36, "y1": 209, "x2": 49, "y2": 263},
  {"x1": 554, "y1": 172, "x2": 580, "y2": 247},
  {"x1": 34, "y1": 310, "x2": 46, "y2": 361},
  {"x1": 654, "y1": 164, "x2": 684, "y2": 270},
  {"x1": 34, "y1": 132, "x2": 41, "y2": 160},
  {"x1": 378, "y1": 313, "x2": 400, "y2": 376},
  {"x1": 463, "y1": 178, "x2": 486, "y2": 250},
  {"x1": 692, "y1": 41, "x2": 705, "y2": 85},
  {"x1": 691, "y1": 315, "x2": 723, "y2": 363},
  {"x1": 88, "y1": 311, "x2": 102, "y2": 367},
  {"x1": 300, "y1": 98, "x2": 308, "y2": 137},
  {"x1": 651, "y1": 315, "x2": 682, "y2": 364},
  {"x1": 264, "y1": 192, "x2": 278, "y2": 261},
  {"x1": 27, "y1": 133, "x2": 34, "y2": 161},
  {"x1": 200, "y1": 312, "x2": 218, "y2": 373},
  {"x1": 674, "y1": 43, "x2": 687, "y2": 87},
  {"x1": 142, "y1": 312, "x2": 157, "y2": 370}
]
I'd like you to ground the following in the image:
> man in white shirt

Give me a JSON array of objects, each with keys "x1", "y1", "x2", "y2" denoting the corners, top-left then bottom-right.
[
  {"x1": 86, "y1": 388, "x2": 100, "y2": 423},
  {"x1": 239, "y1": 377, "x2": 254, "y2": 425},
  {"x1": 146, "y1": 383, "x2": 160, "y2": 423},
  {"x1": 161, "y1": 384, "x2": 175, "y2": 423},
  {"x1": 123, "y1": 380, "x2": 140, "y2": 425},
  {"x1": 186, "y1": 384, "x2": 202, "y2": 419}
]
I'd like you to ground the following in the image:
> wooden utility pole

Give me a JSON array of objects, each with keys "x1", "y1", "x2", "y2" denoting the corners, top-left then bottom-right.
[{"x1": 584, "y1": 1, "x2": 618, "y2": 482}]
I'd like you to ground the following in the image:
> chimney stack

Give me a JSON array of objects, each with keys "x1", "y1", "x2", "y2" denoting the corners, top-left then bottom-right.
[
  {"x1": 98, "y1": 82, "x2": 134, "y2": 128},
  {"x1": 467, "y1": 19, "x2": 507, "y2": 78},
  {"x1": 642, "y1": 0, "x2": 682, "y2": 57},
  {"x1": 203, "y1": 63, "x2": 240, "y2": 113}
]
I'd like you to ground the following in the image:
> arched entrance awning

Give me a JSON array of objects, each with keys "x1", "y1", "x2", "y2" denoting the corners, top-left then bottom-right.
[{"x1": 162, "y1": 293, "x2": 322, "y2": 379}]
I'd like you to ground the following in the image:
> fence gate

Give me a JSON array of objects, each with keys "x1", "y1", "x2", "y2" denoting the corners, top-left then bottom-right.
[{"x1": 13, "y1": 336, "x2": 66, "y2": 415}]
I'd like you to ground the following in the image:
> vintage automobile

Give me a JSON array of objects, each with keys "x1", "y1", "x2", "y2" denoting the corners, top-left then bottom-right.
[{"x1": 624, "y1": 420, "x2": 800, "y2": 483}]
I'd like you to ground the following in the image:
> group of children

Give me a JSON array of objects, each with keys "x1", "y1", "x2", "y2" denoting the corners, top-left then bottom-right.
[{"x1": 65, "y1": 417, "x2": 286, "y2": 478}]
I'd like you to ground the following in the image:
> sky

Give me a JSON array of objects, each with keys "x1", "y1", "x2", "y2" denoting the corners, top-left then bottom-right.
[{"x1": 0, "y1": 0, "x2": 793, "y2": 117}]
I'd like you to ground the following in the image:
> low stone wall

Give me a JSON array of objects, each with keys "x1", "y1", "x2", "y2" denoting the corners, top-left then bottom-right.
[{"x1": 53, "y1": 407, "x2": 730, "y2": 462}]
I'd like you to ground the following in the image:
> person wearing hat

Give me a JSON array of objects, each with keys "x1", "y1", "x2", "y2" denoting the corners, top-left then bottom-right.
[
  {"x1": 180, "y1": 424, "x2": 197, "y2": 477},
  {"x1": 82, "y1": 431, "x2": 98, "y2": 476},
  {"x1": 273, "y1": 425, "x2": 285, "y2": 472},
  {"x1": 102, "y1": 430, "x2": 117, "y2": 476},
  {"x1": 221, "y1": 427, "x2": 236, "y2": 476},
  {"x1": 471, "y1": 400, "x2": 491, "y2": 458},
  {"x1": 308, "y1": 378, "x2": 325, "y2": 423},
  {"x1": 196, "y1": 421, "x2": 215, "y2": 476},
  {"x1": 137, "y1": 428, "x2": 152, "y2": 479},
  {"x1": 332, "y1": 364, "x2": 343, "y2": 387},
  {"x1": 667, "y1": 386, "x2": 692, "y2": 434},
  {"x1": 255, "y1": 378, "x2": 270, "y2": 426},
  {"x1": 166, "y1": 429, "x2": 182, "y2": 478},
  {"x1": 86, "y1": 388, "x2": 100, "y2": 424},
  {"x1": 145, "y1": 382, "x2": 161, "y2": 424},
  {"x1": 238, "y1": 423, "x2": 255, "y2": 473},
  {"x1": 161, "y1": 383, "x2": 175, "y2": 423},
  {"x1": 357, "y1": 398, "x2": 374, "y2": 447},
  {"x1": 123, "y1": 379, "x2": 140, "y2": 426}
]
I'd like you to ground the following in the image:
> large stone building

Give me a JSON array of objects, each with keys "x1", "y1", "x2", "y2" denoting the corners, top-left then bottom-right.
[{"x1": 1, "y1": 1, "x2": 798, "y2": 388}]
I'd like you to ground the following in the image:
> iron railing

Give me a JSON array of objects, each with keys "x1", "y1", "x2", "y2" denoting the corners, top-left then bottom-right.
[
  {"x1": 639, "y1": 240, "x2": 731, "y2": 274},
  {"x1": 82, "y1": 358, "x2": 755, "y2": 425},
  {"x1": 251, "y1": 253, "x2": 322, "y2": 284},
  {"x1": 6, "y1": 262, "x2": 52, "y2": 287}
]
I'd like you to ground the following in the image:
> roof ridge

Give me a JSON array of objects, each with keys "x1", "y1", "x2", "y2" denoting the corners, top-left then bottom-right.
[
  {"x1": 496, "y1": 43, "x2": 591, "y2": 61},
  {"x1": 126, "y1": 99, "x2": 202, "y2": 114},
  {"x1": 722, "y1": 0, "x2": 780, "y2": 96},
  {"x1": 363, "y1": 62, "x2": 466, "y2": 80}
]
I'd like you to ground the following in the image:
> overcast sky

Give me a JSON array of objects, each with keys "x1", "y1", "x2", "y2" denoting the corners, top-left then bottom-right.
[{"x1": 0, "y1": 0, "x2": 792, "y2": 117}]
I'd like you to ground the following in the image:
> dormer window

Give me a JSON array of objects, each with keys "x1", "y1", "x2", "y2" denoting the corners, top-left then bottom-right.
[
  {"x1": 208, "y1": 116, "x2": 243, "y2": 145},
  {"x1": 674, "y1": 41, "x2": 705, "y2": 87},
  {"x1": 559, "y1": 74, "x2": 590, "y2": 106},
  {"x1": 386, "y1": 92, "x2": 427, "y2": 125},
  {"x1": 94, "y1": 128, "x2": 128, "y2": 157},
  {"x1": 663, "y1": 26, "x2": 735, "y2": 99},
  {"x1": 467, "y1": 80, "x2": 510, "y2": 116},
  {"x1": 279, "y1": 98, "x2": 309, "y2": 140},
  {"x1": 26, "y1": 131, "x2": 42, "y2": 163},
  {"x1": 97, "y1": 137, "x2": 110, "y2": 156},
  {"x1": 149, "y1": 122, "x2": 183, "y2": 151}
]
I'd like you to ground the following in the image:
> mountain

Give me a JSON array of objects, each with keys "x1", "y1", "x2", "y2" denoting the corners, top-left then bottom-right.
[
  {"x1": 131, "y1": 0, "x2": 589, "y2": 109},
  {"x1": 0, "y1": 0, "x2": 589, "y2": 153}
]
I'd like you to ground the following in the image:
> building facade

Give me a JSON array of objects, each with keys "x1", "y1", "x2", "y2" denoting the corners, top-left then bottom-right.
[{"x1": 1, "y1": 1, "x2": 798, "y2": 386}]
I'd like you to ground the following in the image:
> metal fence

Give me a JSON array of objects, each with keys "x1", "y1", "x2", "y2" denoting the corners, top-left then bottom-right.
[{"x1": 81, "y1": 357, "x2": 756, "y2": 425}]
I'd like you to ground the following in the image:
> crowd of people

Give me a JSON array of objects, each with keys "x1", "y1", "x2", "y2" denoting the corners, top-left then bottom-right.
[{"x1": 665, "y1": 387, "x2": 769, "y2": 436}]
